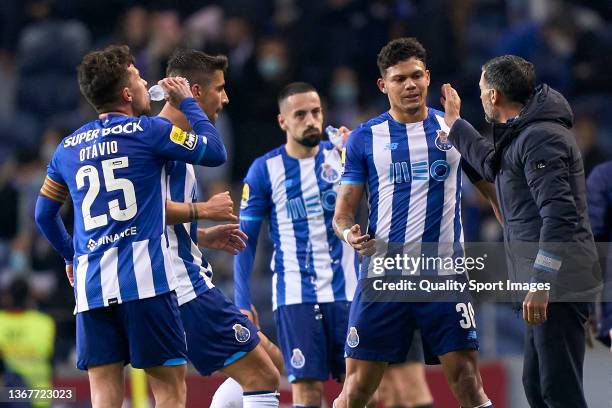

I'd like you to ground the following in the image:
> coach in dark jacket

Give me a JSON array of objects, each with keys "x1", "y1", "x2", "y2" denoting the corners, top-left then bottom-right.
[{"x1": 441, "y1": 55, "x2": 600, "y2": 408}]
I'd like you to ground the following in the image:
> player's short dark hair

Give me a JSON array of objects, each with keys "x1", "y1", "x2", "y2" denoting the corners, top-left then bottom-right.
[
  {"x1": 277, "y1": 82, "x2": 317, "y2": 108},
  {"x1": 482, "y1": 55, "x2": 535, "y2": 105},
  {"x1": 377, "y1": 37, "x2": 426, "y2": 77},
  {"x1": 166, "y1": 49, "x2": 228, "y2": 87},
  {"x1": 77, "y1": 44, "x2": 135, "y2": 113}
]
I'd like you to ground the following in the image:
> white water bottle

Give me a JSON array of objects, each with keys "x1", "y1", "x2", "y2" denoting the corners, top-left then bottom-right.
[
  {"x1": 325, "y1": 125, "x2": 343, "y2": 147},
  {"x1": 148, "y1": 84, "x2": 166, "y2": 101}
]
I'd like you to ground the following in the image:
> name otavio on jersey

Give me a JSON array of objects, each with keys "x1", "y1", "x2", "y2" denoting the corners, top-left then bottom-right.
[
  {"x1": 389, "y1": 159, "x2": 451, "y2": 184},
  {"x1": 64, "y1": 121, "x2": 144, "y2": 148}
]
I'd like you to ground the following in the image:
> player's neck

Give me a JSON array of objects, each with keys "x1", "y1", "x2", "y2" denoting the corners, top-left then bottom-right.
[
  {"x1": 285, "y1": 139, "x2": 319, "y2": 159},
  {"x1": 159, "y1": 103, "x2": 191, "y2": 131},
  {"x1": 99, "y1": 105, "x2": 133, "y2": 119},
  {"x1": 388, "y1": 104, "x2": 428, "y2": 124}
]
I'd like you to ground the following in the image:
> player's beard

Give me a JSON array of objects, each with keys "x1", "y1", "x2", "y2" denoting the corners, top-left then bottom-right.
[{"x1": 297, "y1": 128, "x2": 321, "y2": 147}]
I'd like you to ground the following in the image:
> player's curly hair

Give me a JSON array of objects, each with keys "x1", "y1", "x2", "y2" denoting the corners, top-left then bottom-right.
[
  {"x1": 377, "y1": 37, "x2": 426, "y2": 77},
  {"x1": 77, "y1": 44, "x2": 135, "y2": 113}
]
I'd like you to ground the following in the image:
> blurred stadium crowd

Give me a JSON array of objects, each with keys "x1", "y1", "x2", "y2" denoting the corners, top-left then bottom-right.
[{"x1": 0, "y1": 0, "x2": 611, "y2": 386}]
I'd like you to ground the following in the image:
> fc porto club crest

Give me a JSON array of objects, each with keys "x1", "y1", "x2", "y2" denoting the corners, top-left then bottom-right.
[
  {"x1": 347, "y1": 326, "x2": 360, "y2": 348},
  {"x1": 233, "y1": 323, "x2": 251, "y2": 343},
  {"x1": 290, "y1": 348, "x2": 306, "y2": 369},
  {"x1": 320, "y1": 162, "x2": 341, "y2": 184},
  {"x1": 435, "y1": 129, "x2": 453, "y2": 151}
]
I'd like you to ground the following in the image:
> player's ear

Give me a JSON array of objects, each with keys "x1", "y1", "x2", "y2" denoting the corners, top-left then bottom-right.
[
  {"x1": 191, "y1": 83, "x2": 200, "y2": 99},
  {"x1": 277, "y1": 113, "x2": 286, "y2": 131},
  {"x1": 377, "y1": 78, "x2": 387, "y2": 94},
  {"x1": 121, "y1": 87, "x2": 132, "y2": 103}
]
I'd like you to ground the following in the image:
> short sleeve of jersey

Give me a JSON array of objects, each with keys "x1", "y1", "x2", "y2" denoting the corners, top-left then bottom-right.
[
  {"x1": 146, "y1": 116, "x2": 209, "y2": 164},
  {"x1": 239, "y1": 158, "x2": 271, "y2": 221},
  {"x1": 341, "y1": 125, "x2": 367, "y2": 184}
]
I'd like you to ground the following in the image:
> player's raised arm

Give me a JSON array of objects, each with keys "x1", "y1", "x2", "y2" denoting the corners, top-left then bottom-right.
[{"x1": 150, "y1": 77, "x2": 227, "y2": 166}]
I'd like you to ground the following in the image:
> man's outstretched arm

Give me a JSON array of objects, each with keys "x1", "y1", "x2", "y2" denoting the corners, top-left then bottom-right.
[{"x1": 441, "y1": 83, "x2": 497, "y2": 182}]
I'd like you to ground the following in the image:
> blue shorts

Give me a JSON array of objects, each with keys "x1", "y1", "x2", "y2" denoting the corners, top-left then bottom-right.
[
  {"x1": 179, "y1": 287, "x2": 260, "y2": 376},
  {"x1": 76, "y1": 291, "x2": 187, "y2": 370},
  {"x1": 345, "y1": 280, "x2": 479, "y2": 365},
  {"x1": 274, "y1": 301, "x2": 350, "y2": 383}
]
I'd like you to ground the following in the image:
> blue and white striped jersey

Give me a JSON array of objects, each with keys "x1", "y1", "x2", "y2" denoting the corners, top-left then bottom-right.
[
  {"x1": 165, "y1": 161, "x2": 214, "y2": 306},
  {"x1": 234, "y1": 141, "x2": 358, "y2": 310},
  {"x1": 43, "y1": 100, "x2": 223, "y2": 312},
  {"x1": 341, "y1": 108, "x2": 464, "y2": 278}
]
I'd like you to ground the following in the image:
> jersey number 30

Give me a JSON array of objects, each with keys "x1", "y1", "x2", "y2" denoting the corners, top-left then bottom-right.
[
  {"x1": 76, "y1": 157, "x2": 137, "y2": 231},
  {"x1": 456, "y1": 302, "x2": 476, "y2": 329}
]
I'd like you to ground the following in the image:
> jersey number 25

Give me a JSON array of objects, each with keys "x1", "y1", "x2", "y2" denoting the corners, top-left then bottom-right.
[{"x1": 76, "y1": 156, "x2": 137, "y2": 231}]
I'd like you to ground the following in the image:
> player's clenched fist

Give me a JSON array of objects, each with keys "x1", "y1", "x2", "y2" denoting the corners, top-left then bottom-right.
[
  {"x1": 196, "y1": 191, "x2": 238, "y2": 222},
  {"x1": 158, "y1": 76, "x2": 192, "y2": 108},
  {"x1": 344, "y1": 224, "x2": 376, "y2": 257}
]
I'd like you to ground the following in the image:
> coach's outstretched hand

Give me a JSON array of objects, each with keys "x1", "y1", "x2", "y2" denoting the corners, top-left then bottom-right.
[
  {"x1": 197, "y1": 191, "x2": 238, "y2": 222},
  {"x1": 345, "y1": 224, "x2": 376, "y2": 257},
  {"x1": 159, "y1": 76, "x2": 192, "y2": 108},
  {"x1": 441, "y1": 83, "x2": 461, "y2": 128}
]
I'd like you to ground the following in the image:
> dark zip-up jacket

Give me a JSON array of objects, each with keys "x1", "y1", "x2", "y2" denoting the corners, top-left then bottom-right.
[{"x1": 449, "y1": 84, "x2": 601, "y2": 300}]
